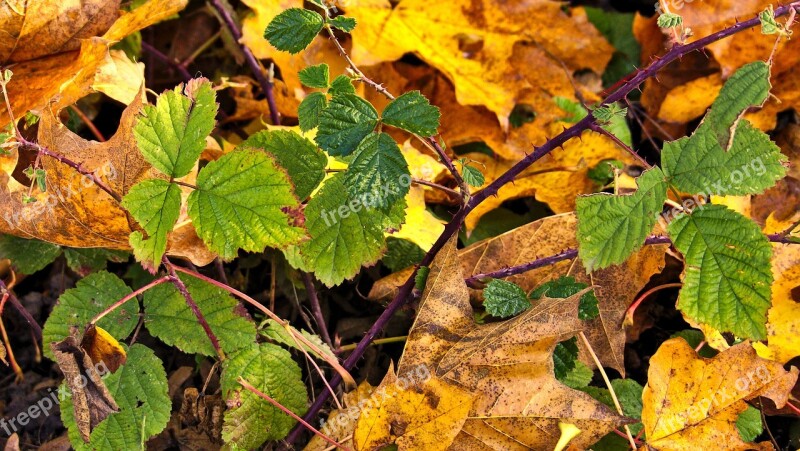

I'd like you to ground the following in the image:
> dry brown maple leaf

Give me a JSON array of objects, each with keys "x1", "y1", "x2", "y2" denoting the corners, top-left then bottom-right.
[
  {"x1": 642, "y1": 338, "x2": 798, "y2": 450},
  {"x1": 370, "y1": 213, "x2": 667, "y2": 376},
  {"x1": 356, "y1": 237, "x2": 627, "y2": 450}
]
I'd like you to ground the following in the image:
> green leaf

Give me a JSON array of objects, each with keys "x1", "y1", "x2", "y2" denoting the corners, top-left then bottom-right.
[
  {"x1": 329, "y1": 15, "x2": 357, "y2": 32},
  {"x1": 670, "y1": 329, "x2": 718, "y2": 358},
  {"x1": 298, "y1": 92, "x2": 328, "y2": 132},
  {"x1": 736, "y1": 406, "x2": 763, "y2": 442},
  {"x1": 239, "y1": 130, "x2": 327, "y2": 199},
  {"x1": 592, "y1": 104, "x2": 627, "y2": 125},
  {"x1": 292, "y1": 173, "x2": 396, "y2": 286},
  {"x1": 264, "y1": 8, "x2": 324, "y2": 54},
  {"x1": 657, "y1": 12, "x2": 683, "y2": 28},
  {"x1": 298, "y1": 64, "x2": 330, "y2": 89},
  {"x1": 344, "y1": 132, "x2": 410, "y2": 206},
  {"x1": 61, "y1": 344, "x2": 170, "y2": 451},
  {"x1": 260, "y1": 319, "x2": 335, "y2": 360},
  {"x1": 760, "y1": 6, "x2": 788, "y2": 36},
  {"x1": 667, "y1": 205, "x2": 772, "y2": 339},
  {"x1": 0, "y1": 235, "x2": 61, "y2": 274},
  {"x1": 576, "y1": 167, "x2": 667, "y2": 272},
  {"x1": 588, "y1": 159, "x2": 624, "y2": 186},
  {"x1": 63, "y1": 248, "x2": 129, "y2": 276},
  {"x1": 553, "y1": 337, "x2": 579, "y2": 380},
  {"x1": 383, "y1": 237, "x2": 425, "y2": 272},
  {"x1": 554, "y1": 96, "x2": 587, "y2": 123},
  {"x1": 122, "y1": 179, "x2": 181, "y2": 269},
  {"x1": 483, "y1": 279, "x2": 530, "y2": 318},
  {"x1": 34, "y1": 168, "x2": 46, "y2": 192},
  {"x1": 316, "y1": 94, "x2": 378, "y2": 156},
  {"x1": 381, "y1": 91, "x2": 441, "y2": 136},
  {"x1": 42, "y1": 271, "x2": 138, "y2": 360},
  {"x1": 461, "y1": 163, "x2": 485, "y2": 187},
  {"x1": 415, "y1": 265, "x2": 430, "y2": 291},
  {"x1": 221, "y1": 342, "x2": 308, "y2": 448},
  {"x1": 585, "y1": 8, "x2": 640, "y2": 87},
  {"x1": 328, "y1": 75, "x2": 356, "y2": 97},
  {"x1": 143, "y1": 274, "x2": 255, "y2": 356},
  {"x1": 134, "y1": 80, "x2": 217, "y2": 178},
  {"x1": 529, "y1": 276, "x2": 599, "y2": 320},
  {"x1": 559, "y1": 361, "x2": 594, "y2": 389},
  {"x1": 188, "y1": 149, "x2": 305, "y2": 260}
]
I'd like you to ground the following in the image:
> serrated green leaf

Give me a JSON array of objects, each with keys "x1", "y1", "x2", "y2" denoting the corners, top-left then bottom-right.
[
  {"x1": 143, "y1": 274, "x2": 255, "y2": 356},
  {"x1": 61, "y1": 344, "x2": 170, "y2": 451},
  {"x1": 662, "y1": 63, "x2": 786, "y2": 195},
  {"x1": 188, "y1": 149, "x2": 305, "y2": 260},
  {"x1": 34, "y1": 168, "x2": 46, "y2": 192},
  {"x1": 329, "y1": 75, "x2": 356, "y2": 97},
  {"x1": 264, "y1": 8, "x2": 324, "y2": 54},
  {"x1": 583, "y1": 378, "x2": 644, "y2": 444},
  {"x1": 221, "y1": 342, "x2": 308, "y2": 448},
  {"x1": 329, "y1": 15, "x2": 357, "y2": 32},
  {"x1": 559, "y1": 361, "x2": 594, "y2": 389},
  {"x1": 592, "y1": 104, "x2": 627, "y2": 125},
  {"x1": 657, "y1": 12, "x2": 683, "y2": 28},
  {"x1": 316, "y1": 94, "x2": 378, "y2": 156},
  {"x1": 576, "y1": 167, "x2": 667, "y2": 271},
  {"x1": 344, "y1": 132, "x2": 410, "y2": 205},
  {"x1": 381, "y1": 91, "x2": 441, "y2": 136},
  {"x1": 0, "y1": 235, "x2": 61, "y2": 274},
  {"x1": 134, "y1": 80, "x2": 217, "y2": 178},
  {"x1": 555, "y1": 97, "x2": 632, "y2": 145},
  {"x1": 298, "y1": 64, "x2": 330, "y2": 89},
  {"x1": 292, "y1": 173, "x2": 396, "y2": 286},
  {"x1": 63, "y1": 248, "x2": 129, "y2": 276},
  {"x1": 760, "y1": 6, "x2": 784, "y2": 35},
  {"x1": 298, "y1": 91, "x2": 327, "y2": 132},
  {"x1": 42, "y1": 271, "x2": 138, "y2": 360},
  {"x1": 483, "y1": 279, "x2": 530, "y2": 318},
  {"x1": 554, "y1": 96, "x2": 588, "y2": 123},
  {"x1": 736, "y1": 406, "x2": 763, "y2": 442},
  {"x1": 461, "y1": 164, "x2": 485, "y2": 187},
  {"x1": 529, "y1": 276, "x2": 599, "y2": 320},
  {"x1": 239, "y1": 130, "x2": 327, "y2": 199},
  {"x1": 260, "y1": 319, "x2": 335, "y2": 360},
  {"x1": 667, "y1": 205, "x2": 772, "y2": 339},
  {"x1": 122, "y1": 179, "x2": 181, "y2": 269},
  {"x1": 383, "y1": 237, "x2": 424, "y2": 272},
  {"x1": 553, "y1": 337, "x2": 579, "y2": 380}
]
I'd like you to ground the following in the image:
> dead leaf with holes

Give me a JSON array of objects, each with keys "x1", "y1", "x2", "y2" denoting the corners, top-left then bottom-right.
[
  {"x1": 642, "y1": 338, "x2": 798, "y2": 450},
  {"x1": 370, "y1": 213, "x2": 667, "y2": 376},
  {"x1": 0, "y1": 0, "x2": 188, "y2": 123},
  {"x1": 355, "y1": 237, "x2": 627, "y2": 450}
]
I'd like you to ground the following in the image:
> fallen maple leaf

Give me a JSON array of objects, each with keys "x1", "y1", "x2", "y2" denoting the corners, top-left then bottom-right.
[{"x1": 642, "y1": 337, "x2": 798, "y2": 450}]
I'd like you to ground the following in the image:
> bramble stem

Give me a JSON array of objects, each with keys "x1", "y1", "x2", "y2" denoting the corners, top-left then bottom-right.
[
  {"x1": 302, "y1": 272, "x2": 334, "y2": 349},
  {"x1": 588, "y1": 122, "x2": 650, "y2": 168},
  {"x1": 142, "y1": 41, "x2": 193, "y2": 81},
  {"x1": 208, "y1": 0, "x2": 280, "y2": 125},
  {"x1": 0, "y1": 279, "x2": 42, "y2": 340},
  {"x1": 89, "y1": 276, "x2": 171, "y2": 326}
]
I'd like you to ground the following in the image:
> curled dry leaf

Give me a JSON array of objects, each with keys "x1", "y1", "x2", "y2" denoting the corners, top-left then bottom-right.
[
  {"x1": 642, "y1": 338, "x2": 798, "y2": 450},
  {"x1": 51, "y1": 327, "x2": 119, "y2": 443},
  {"x1": 80, "y1": 324, "x2": 127, "y2": 374},
  {"x1": 370, "y1": 213, "x2": 667, "y2": 375},
  {"x1": 356, "y1": 237, "x2": 626, "y2": 450}
]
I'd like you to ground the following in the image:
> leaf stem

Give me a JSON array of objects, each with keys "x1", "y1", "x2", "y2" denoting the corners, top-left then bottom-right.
[
  {"x1": 141, "y1": 41, "x2": 193, "y2": 81},
  {"x1": 89, "y1": 276, "x2": 171, "y2": 326},
  {"x1": 208, "y1": 0, "x2": 280, "y2": 125},
  {"x1": 588, "y1": 122, "x2": 649, "y2": 168}
]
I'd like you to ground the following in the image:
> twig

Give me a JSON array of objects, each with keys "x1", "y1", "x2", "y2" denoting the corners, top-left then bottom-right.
[
  {"x1": 411, "y1": 177, "x2": 461, "y2": 200},
  {"x1": 337, "y1": 335, "x2": 407, "y2": 353},
  {"x1": 68, "y1": 105, "x2": 106, "y2": 142},
  {"x1": 0, "y1": 279, "x2": 42, "y2": 341},
  {"x1": 588, "y1": 122, "x2": 650, "y2": 168},
  {"x1": 623, "y1": 283, "x2": 682, "y2": 327},
  {"x1": 0, "y1": 292, "x2": 22, "y2": 380},
  {"x1": 302, "y1": 272, "x2": 334, "y2": 349},
  {"x1": 141, "y1": 41, "x2": 193, "y2": 82},
  {"x1": 208, "y1": 0, "x2": 280, "y2": 125},
  {"x1": 237, "y1": 377, "x2": 351, "y2": 451},
  {"x1": 465, "y1": 249, "x2": 578, "y2": 289},
  {"x1": 89, "y1": 276, "x2": 171, "y2": 325}
]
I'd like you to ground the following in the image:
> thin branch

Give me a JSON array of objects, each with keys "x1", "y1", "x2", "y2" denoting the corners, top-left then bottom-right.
[
  {"x1": 411, "y1": 177, "x2": 461, "y2": 201},
  {"x1": 0, "y1": 279, "x2": 42, "y2": 341},
  {"x1": 68, "y1": 105, "x2": 106, "y2": 142},
  {"x1": 208, "y1": 0, "x2": 280, "y2": 125},
  {"x1": 465, "y1": 249, "x2": 578, "y2": 289},
  {"x1": 89, "y1": 276, "x2": 171, "y2": 326},
  {"x1": 588, "y1": 122, "x2": 650, "y2": 168},
  {"x1": 141, "y1": 41, "x2": 193, "y2": 82},
  {"x1": 302, "y1": 272, "x2": 334, "y2": 349}
]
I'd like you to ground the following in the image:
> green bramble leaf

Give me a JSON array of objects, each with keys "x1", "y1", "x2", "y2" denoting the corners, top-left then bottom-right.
[
  {"x1": 383, "y1": 237, "x2": 425, "y2": 272},
  {"x1": 61, "y1": 344, "x2": 170, "y2": 451},
  {"x1": 667, "y1": 205, "x2": 772, "y2": 339},
  {"x1": 576, "y1": 167, "x2": 667, "y2": 272},
  {"x1": 260, "y1": 319, "x2": 335, "y2": 360},
  {"x1": 316, "y1": 94, "x2": 378, "y2": 156},
  {"x1": 662, "y1": 62, "x2": 786, "y2": 196},
  {"x1": 554, "y1": 96, "x2": 587, "y2": 123},
  {"x1": 736, "y1": 406, "x2": 763, "y2": 442},
  {"x1": 414, "y1": 265, "x2": 430, "y2": 291},
  {"x1": 298, "y1": 63, "x2": 330, "y2": 89},
  {"x1": 328, "y1": 75, "x2": 356, "y2": 97},
  {"x1": 0, "y1": 235, "x2": 61, "y2": 274},
  {"x1": 559, "y1": 361, "x2": 593, "y2": 389},
  {"x1": 329, "y1": 15, "x2": 357, "y2": 33},
  {"x1": 530, "y1": 276, "x2": 599, "y2": 320},
  {"x1": 239, "y1": 130, "x2": 327, "y2": 199},
  {"x1": 555, "y1": 96, "x2": 632, "y2": 145},
  {"x1": 483, "y1": 279, "x2": 530, "y2": 318},
  {"x1": 188, "y1": 149, "x2": 306, "y2": 260},
  {"x1": 264, "y1": 8, "x2": 324, "y2": 54},
  {"x1": 344, "y1": 132, "x2": 410, "y2": 206},
  {"x1": 588, "y1": 159, "x2": 624, "y2": 186},
  {"x1": 143, "y1": 274, "x2": 256, "y2": 356},
  {"x1": 63, "y1": 248, "x2": 129, "y2": 276},
  {"x1": 134, "y1": 79, "x2": 217, "y2": 178},
  {"x1": 583, "y1": 379, "x2": 645, "y2": 449},
  {"x1": 221, "y1": 342, "x2": 308, "y2": 448},
  {"x1": 657, "y1": 12, "x2": 683, "y2": 28},
  {"x1": 298, "y1": 91, "x2": 328, "y2": 132},
  {"x1": 291, "y1": 173, "x2": 403, "y2": 286},
  {"x1": 592, "y1": 103, "x2": 627, "y2": 125},
  {"x1": 381, "y1": 91, "x2": 441, "y2": 136},
  {"x1": 122, "y1": 179, "x2": 181, "y2": 270},
  {"x1": 460, "y1": 163, "x2": 485, "y2": 187},
  {"x1": 42, "y1": 271, "x2": 138, "y2": 360},
  {"x1": 553, "y1": 337, "x2": 579, "y2": 380},
  {"x1": 760, "y1": 6, "x2": 788, "y2": 36}
]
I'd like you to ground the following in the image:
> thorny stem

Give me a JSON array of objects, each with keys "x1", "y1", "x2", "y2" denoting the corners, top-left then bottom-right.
[
  {"x1": 89, "y1": 276, "x2": 172, "y2": 326},
  {"x1": 163, "y1": 257, "x2": 225, "y2": 360},
  {"x1": 288, "y1": 4, "x2": 800, "y2": 441},
  {"x1": 302, "y1": 272, "x2": 334, "y2": 349},
  {"x1": 0, "y1": 279, "x2": 42, "y2": 341},
  {"x1": 588, "y1": 122, "x2": 650, "y2": 168},
  {"x1": 208, "y1": 0, "x2": 280, "y2": 125}
]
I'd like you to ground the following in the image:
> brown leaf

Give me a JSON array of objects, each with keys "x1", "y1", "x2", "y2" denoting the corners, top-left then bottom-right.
[
  {"x1": 80, "y1": 324, "x2": 127, "y2": 374},
  {"x1": 642, "y1": 338, "x2": 798, "y2": 450},
  {"x1": 51, "y1": 327, "x2": 119, "y2": 443}
]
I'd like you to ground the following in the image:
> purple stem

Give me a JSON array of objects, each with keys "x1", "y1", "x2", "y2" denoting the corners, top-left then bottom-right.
[
  {"x1": 208, "y1": 0, "x2": 281, "y2": 125},
  {"x1": 302, "y1": 272, "x2": 334, "y2": 349},
  {"x1": 285, "y1": 3, "x2": 800, "y2": 442},
  {"x1": 141, "y1": 41, "x2": 193, "y2": 82},
  {"x1": 0, "y1": 279, "x2": 42, "y2": 341}
]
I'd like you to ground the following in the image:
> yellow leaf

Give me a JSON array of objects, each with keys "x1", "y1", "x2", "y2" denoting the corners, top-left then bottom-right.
[
  {"x1": 754, "y1": 245, "x2": 800, "y2": 363},
  {"x1": 304, "y1": 381, "x2": 376, "y2": 451},
  {"x1": 658, "y1": 73, "x2": 723, "y2": 123},
  {"x1": 92, "y1": 50, "x2": 145, "y2": 105},
  {"x1": 642, "y1": 338, "x2": 798, "y2": 451},
  {"x1": 80, "y1": 324, "x2": 127, "y2": 374}
]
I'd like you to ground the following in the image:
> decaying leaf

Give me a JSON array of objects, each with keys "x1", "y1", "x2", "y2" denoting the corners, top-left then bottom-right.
[
  {"x1": 304, "y1": 381, "x2": 376, "y2": 451},
  {"x1": 642, "y1": 338, "x2": 798, "y2": 450},
  {"x1": 80, "y1": 324, "x2": 127, "y2": 374},
  {"x1": 51, "y1": 327, "x2": 119, "y2": 443},
  {"x1": 753, "y1": 244, "x2": 800, "y2": 363}
]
